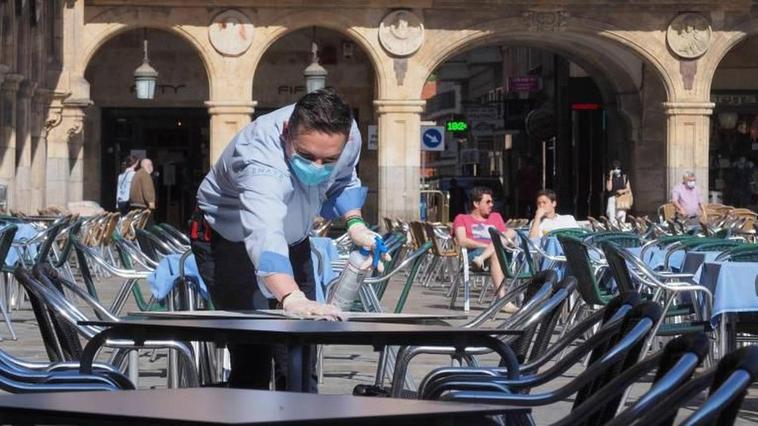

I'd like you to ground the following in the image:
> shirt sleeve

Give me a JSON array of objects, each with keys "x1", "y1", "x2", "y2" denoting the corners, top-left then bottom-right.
[
  {"x1": 671, "y1": 186, "x2": 681, "y2": 203},
  {"x1": 452, "y1": 214, "x2": 465, "y2": 235},
  {"x1": 320, "y1": 123, "x2": 367, "y2": 219}
]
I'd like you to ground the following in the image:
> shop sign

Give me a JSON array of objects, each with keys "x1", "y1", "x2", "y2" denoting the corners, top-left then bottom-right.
[
  {"x1": 465, "y1": 104, "x2": 501, "y2": 137},
  {"x1": 508, "y1": 76, "x2": 540, "y2": 92},
  {"x1": 712, "y1": 93, "x2": 758, "y2": 106}
]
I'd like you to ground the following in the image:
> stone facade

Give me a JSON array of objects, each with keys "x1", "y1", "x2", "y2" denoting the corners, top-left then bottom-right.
[{"x1": 6, "y1": 1, "x2": 758, "y2": 220}]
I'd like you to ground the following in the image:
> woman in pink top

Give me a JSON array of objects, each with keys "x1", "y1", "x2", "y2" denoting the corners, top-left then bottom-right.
[{"x1": 453, "y1": 187, "x2": 518, "y2": 311}]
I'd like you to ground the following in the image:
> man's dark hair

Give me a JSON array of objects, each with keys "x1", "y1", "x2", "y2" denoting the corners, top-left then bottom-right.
[
  {"x1": 611, "y1": 159, "x2": 621, "y2": 169},
  {"x1": 289, "y1": 88, "x2": 353, "y2": 138},
  {"x1": 536, "y1": 188, "x2": 557, "y2": 202},
  {"x1": 470, "y1": 186, "x2": 493, "y2": 208}
]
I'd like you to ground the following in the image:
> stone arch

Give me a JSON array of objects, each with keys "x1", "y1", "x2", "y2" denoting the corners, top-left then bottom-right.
[
  {"x1": 699, "y1": 16, "x2": 758, "y2": 97},
  {"x1": 250, "y1": 10, "x2": 387, "y2": 98},
  {"x1": 80, "y1": 23, "x2": 216, "y2": 99},
  {"x1": 412, "y1": 17, "x2": 673, "y2": 213},
  {"x1": 409, "y1": 16, "x2": 675, "y2": 103}
]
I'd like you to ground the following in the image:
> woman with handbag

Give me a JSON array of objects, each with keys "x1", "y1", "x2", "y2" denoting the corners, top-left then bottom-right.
[{"x1": 606, "y1": 160, "x2": 633, "y2": 224}]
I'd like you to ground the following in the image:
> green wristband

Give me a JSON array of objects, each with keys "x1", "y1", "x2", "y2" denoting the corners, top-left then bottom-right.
[{"x1": 346, "y1": 216, "x2": 366, "y2": 230}]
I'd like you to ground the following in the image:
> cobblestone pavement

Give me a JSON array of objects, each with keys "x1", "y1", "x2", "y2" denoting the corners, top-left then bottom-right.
[{"x1": 1, "y1": 274, "x2": 756, "y2": 424}]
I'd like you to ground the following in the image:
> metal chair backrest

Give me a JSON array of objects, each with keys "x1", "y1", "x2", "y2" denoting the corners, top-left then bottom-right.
[
  {"x1": 51, "y1": 219, "x2": 84, "y2": 268},
  {"x1": 13, "y1": 267, "x2": 81, "y2": 362},
  {"x1": 561, "y1": 332, "x2": 709, "y2": 426},
  {"x1": 489, "y1": 227, "x2": 522, "y2": 279},
  {"x1": 524, "y1": 276, "x2": 577, "y2": 363},
  {"x1": 585, "y1": 232, "x2": 642, "y2": 248},
  {"x1": 423, "y1": 222, "x2": 453, "y2": 257},
  {"x1": 158, "y1": 223, "x2": 191, "y2": 246},
  {"x1": 547, "y1": 227, "x2": 590, "y2": 238},
  {"x1": 627, "y1": 345, "x2": 758, "y2": 426},
  {"x1": 572, "y1": 301, "x2": 663, "y2": 413},
  {"x1": 0, "y1": 224, "x2": 18, "y2": 268},
  {"x1": 557, "y1": 235, "x2": 610, "y2": 305},
  {"x1": 500, "y1": 271, "x2": 560, "y2": 361},
  {"x1": 135, "y1": 228, "x2": 175, "y2": 261},
  {"x1": 33, "y1": 217, "x2": 70, "y2": 266},
  {"x1": 686, "y1": 345, "x2": 758, "y2": 426},
  {"x1": 716, "y1": 243, "x2": 758, "y2": 262},
  {"x1": 599, "y1": 242, "x2": 637, "y2": 295},
  {"x1": 659, "y1": 203, "x2": 677, "y2": 221},
  {"x1": 515, "y1": 230, "x2": 539, "y2": 275},
  {"x1": 408, "y1": 221, "x2": 427, "y2": 249}
]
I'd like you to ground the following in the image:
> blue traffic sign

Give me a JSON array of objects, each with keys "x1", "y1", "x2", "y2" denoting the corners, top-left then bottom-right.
[{"x1": 421, "y1": 126, "x2": 445, "y2": 151}]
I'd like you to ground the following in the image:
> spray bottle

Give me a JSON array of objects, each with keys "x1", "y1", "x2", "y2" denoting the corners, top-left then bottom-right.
[{"x1": 331, "y1": 237, "x2": 388, "y2": 311}]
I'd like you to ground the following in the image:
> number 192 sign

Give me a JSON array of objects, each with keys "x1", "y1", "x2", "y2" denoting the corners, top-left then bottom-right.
[{"x1": 421, "y1": 126, "x2": 445, "y2": 151}]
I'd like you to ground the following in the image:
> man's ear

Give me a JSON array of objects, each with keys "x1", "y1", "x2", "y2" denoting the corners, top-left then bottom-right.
[{"x1": 282, "y1": 121, "x2": 289, "y2": 139}]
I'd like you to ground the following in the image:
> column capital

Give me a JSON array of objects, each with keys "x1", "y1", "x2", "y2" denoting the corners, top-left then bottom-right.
[
  {"x1": 205, "y1": 100, "x2": 257, "y2": 116},
  {"x1": 2, "y1": 73, "x2": 24, "y2": 93},
  {"x1": 663, "y1": 101, "x2": 715, "y2": 116},
  {"x1": 373, "y1": 99, "x2": 426, "y2": 114}
]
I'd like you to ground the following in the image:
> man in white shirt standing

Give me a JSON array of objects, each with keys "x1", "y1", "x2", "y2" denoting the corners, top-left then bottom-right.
[
  {"x1": 528, "y1": 189, "x2": 580, "y2": 239},
  {"x1": 116, "y1": 155, "x2": 138, "y2": 215}
]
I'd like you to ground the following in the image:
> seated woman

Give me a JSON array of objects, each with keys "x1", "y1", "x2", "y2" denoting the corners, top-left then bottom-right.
[{"x1": 452, "y1": 186, "x2": 518, "y2": 312}]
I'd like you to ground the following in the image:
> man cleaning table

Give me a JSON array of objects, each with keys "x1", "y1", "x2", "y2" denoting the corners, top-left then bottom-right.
[{"x1": 190, "y1": 89, "x2": 383, "y2": 391}]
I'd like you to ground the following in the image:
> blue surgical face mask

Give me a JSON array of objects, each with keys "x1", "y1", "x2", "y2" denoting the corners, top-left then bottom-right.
[{"x1": 289, "y1": 153, "x2": 335, "y2": 186}]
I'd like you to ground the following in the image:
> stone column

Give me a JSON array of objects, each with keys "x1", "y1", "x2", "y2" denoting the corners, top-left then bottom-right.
[
  {"x1": 30, "y1": 89, "x2": 51, "y2": 212},
  {"x1": 205, "y1": 101, "x2": 256, "y2": 165},
  {"x1": 663, "y1": 101, "x2": 714, "y2": 201},
  {"x1": 45, "y1": 102, "x2": 87, "y2": 208},
  {"x1": 0, "y1": 73, "x2": 23, "y2": 210},
  {"x1": 15, "y1": 80, "x2": 35, "y2": 213},
  {"x1": 374, "y1": 99, "x2": 426, "y2": 221}
]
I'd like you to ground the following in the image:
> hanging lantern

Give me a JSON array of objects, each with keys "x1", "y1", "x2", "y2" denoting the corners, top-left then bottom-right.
[
  {"x1": 304, "y1": 28, "x2": 327, "y2": 93},
  {"x1": 134, "y1": 32, "x2": 158, "y2": 100}
]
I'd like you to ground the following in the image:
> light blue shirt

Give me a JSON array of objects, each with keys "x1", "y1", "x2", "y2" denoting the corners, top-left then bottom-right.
[{"x1": 196, "y1": 104, "x2": 366, "y2": 291}]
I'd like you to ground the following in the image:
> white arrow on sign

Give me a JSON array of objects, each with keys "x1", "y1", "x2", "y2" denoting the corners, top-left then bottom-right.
[{"x1": 421, "y1": 126, "x2": 445, "y2": 151}]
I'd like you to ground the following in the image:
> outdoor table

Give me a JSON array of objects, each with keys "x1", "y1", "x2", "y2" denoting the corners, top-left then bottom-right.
[
  {"x1": 127, "y1": 309, "x2": 468, "y2": 325},
  {"x1": 0, "y1": 387, "x2": 529, "y2": 425},
  {"x1": 693, "y1": 261, "x2": 758, "y2": 355},
  {"x1": 78, "y1": 318, "x2": 522, "y2": 392}
]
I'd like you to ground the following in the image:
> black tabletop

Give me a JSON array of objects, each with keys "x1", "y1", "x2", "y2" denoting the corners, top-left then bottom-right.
[
  {"x1": 80, "y1": 318, "x2": 520, "y2": 342},
  {"x1": 126, "y1": 310, "x2": 468, "y2": 323},
  {"x1": 0, "y1": 388, "x2": 528, "y2": 425}
]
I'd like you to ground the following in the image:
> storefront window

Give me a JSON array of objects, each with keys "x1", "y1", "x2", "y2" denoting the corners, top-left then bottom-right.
[{"x1": 710, "y1": 91, "x2": 758, "y2": 208}]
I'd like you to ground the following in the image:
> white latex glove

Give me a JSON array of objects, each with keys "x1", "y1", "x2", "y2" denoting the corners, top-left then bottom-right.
[
  {"x1": 282, "y1": 290, "x2": 342, "y2": 321},
  {"x1": 347, "y1": 223, "x2": 379, "y2": 249},
  {"x1": 347, "y1": 223, "x2": 392, "y2": 273}
]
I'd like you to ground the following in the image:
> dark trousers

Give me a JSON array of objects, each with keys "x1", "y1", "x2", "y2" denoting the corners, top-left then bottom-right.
[
  {"x1": 117, "y1": 201, "x2": 130, "y2": 216},
  {"x1": 191, "y1": 230, "x2": 317, "y2": 391}
]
